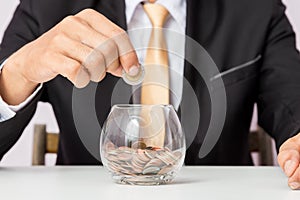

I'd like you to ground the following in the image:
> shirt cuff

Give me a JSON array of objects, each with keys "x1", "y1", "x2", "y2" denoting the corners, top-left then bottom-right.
[{"x1": 0, "y1": 59, "x2": 42, "y2": 122}]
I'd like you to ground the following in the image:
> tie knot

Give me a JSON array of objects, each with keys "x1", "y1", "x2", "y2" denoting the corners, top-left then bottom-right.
[{"x1": 143, "y1": 3, "x2": 169, "y2": 27}]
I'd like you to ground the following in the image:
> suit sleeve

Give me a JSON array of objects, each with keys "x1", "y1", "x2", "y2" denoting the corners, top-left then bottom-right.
[
  {"x1": 257, "y1": 0, "x2": 300, "y2": 150},
  {"x1": 0, "y1": 0, "x2": 45, "y2": 160},
  {"x1": 0, "y1": 93, "x2": 42, "y2": 160}
]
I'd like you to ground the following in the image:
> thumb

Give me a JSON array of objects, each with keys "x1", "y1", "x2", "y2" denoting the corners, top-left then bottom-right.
[{"x1": 278, "y1": 142, "x2": 300, "y2": 177}]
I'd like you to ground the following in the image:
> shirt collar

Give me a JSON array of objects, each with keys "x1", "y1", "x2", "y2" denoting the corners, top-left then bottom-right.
[
  {"x1": 125, "y1": 0, "x2": 186, "y2": 29},
  {"x1": 125, "y1": 0, "x2": 144, "y2": 24}
]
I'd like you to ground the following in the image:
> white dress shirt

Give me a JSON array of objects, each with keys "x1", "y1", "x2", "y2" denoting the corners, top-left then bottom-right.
[
  {"x1": 0, "y1": 0, "x2": 186, "y2": 122},
  {"x1": 126, "y1": 0, "x2": 186, "y2": 109}
]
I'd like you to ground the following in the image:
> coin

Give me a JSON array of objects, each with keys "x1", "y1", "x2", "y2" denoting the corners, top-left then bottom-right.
[
  {"x1": 122, "y1": 64, "x2": 145, "y2": 86},
  {"x1": 117, "y1": 152, "x2": 133, "y2": 161},
  {"x1": 158, "y1": 165, "x2": 173, "y2": 175},
  {"x1": 144, "y1": 158, "x2": 164, "y2": 169},
  {"x1": 105, "y1": 141, "x2": 116, "y2": 151},
  {"x1": 105, "y1": 144, "x2": 183, "y2": 176},
  {"x1": 142, "y1": 166, "x2": 161, "y2": 175},
  {"x1": 144, "y1": 149, "x2": 156, "y2": 159},
  {"x1": 136, "y1": 151, "x2": 151, "y2": 163},
  {"x1": 131, "y1": 141, "x2": 147, "y2": 149}
]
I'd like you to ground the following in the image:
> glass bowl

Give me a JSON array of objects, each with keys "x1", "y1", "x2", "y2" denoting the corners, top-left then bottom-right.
[{"x1": 100, "y1": 104, "x2": 186, "y2": 185}]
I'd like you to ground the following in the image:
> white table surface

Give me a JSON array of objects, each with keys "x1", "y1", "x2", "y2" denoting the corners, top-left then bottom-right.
[{"x1": 0, "y1": 166, "x2": 299, "y2": 200}]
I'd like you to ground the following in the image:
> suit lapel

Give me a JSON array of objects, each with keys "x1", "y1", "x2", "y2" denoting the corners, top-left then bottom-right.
[
  {"x1": 94, "y1": 0, "x2": 127, "y2": 30},
  {"x1": 184, "y1": 0, "x2": 200, "y2": 86},
  {"x1": 181, "y1": 0, "x2": 214, "y2": 151}
]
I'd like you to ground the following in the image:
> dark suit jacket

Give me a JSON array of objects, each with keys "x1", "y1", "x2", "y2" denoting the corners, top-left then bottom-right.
[{"x1": 1, "y1": 0, "x2": 300, "y2": 165}]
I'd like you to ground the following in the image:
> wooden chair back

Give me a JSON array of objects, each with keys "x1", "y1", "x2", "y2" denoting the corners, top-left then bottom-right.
[
  {"x1": 249, "y1": 126, "x2": 274, "y2": 166},
  {"x1": 32, "y1": 124, "x2": 59, "y2": 165}
]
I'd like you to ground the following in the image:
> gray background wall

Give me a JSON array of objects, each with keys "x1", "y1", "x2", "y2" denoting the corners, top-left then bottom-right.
[{"x1": 0, "y1": 0, "x2": 299, "y2": 166}]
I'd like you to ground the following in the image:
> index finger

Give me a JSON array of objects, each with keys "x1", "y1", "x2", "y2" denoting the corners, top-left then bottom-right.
[{"x1": 76, "y1": 9, "x2": 139, "y2": 73}]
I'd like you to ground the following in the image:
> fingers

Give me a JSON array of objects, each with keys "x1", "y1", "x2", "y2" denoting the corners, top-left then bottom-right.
[
  {"x1": 84, "y1": 50, "x2": 106, "y2": 82},
  {"x1": 96, "y1": 38, "x2": 120, "y2": 77},
  {"x1": 57, "y1": 11, "x2": 139, "y2": 83},
  {"x1": 278, "y1": 136, "x2": 300, "y2": 190},
  {"x1": 52, "y1": 32, "x2": 106, "y2": 83},
  {"x1": 75, "y1": 67, "x2": 91, "y2": 88},
  {"x1": 48, "y1": 9, "x2": 139, "y2": 87},
  {"x1": 278, "y1": 149, "x2": 300, "y2": 177},
  {"x1": 76, "y1": 9, "x2": 139, "y2": 73},
  {"x1": 110, "y1": 66, "x2": 123, "y2": 77},
  {"x1": 288, "y1": 165, "x2": 300, "y2": 190},
  {"x1": 51, "y1": 54, "x2": 90, "y2": 88}
]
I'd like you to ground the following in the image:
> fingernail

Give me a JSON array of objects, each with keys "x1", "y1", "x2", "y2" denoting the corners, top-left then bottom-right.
[
  {"x1": 284, "y1": 160, "x2": 297, "y2": 177},
  {"x1": 289, "y1": 182, "x2": 300, "y2": 190},
  {"x1": 128, "y1": 65, "x2": 139, "y2": 77}
]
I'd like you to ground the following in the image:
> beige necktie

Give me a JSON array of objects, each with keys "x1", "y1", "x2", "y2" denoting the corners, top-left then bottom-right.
[
  {"x1": 140, "y1": 2, "x2": 169, "y2": 148},
  {"x1": 141, "y1": 2, "x2": 169, "y2": 105}
]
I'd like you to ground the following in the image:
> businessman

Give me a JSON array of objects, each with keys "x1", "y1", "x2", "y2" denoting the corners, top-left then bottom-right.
[{"x1": 0, "y1": 0, "x2": 300, "y2": 189}]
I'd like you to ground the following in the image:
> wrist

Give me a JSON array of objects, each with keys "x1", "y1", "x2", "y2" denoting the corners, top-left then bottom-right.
[{"x1": 0, "y1": 57, "x2": 38, "y2": 105}]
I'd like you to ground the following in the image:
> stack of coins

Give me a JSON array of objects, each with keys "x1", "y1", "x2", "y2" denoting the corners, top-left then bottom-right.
[{"x1": 103, "y1": 141, "x2": 183, "y2": 176}]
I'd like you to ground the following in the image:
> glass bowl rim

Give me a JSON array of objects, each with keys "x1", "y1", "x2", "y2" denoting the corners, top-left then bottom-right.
[{"x1": 111, "y1": 104, "x2": 175, "y2": 110}]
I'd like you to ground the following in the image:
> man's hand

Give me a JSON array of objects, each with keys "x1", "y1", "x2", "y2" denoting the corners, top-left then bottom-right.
[
  {"x1": 278, "y1": 133, "x2": 300, "y2": 190},
  {"x1": 0, "y1": 9, "x2": 139, "y2": 105}
]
